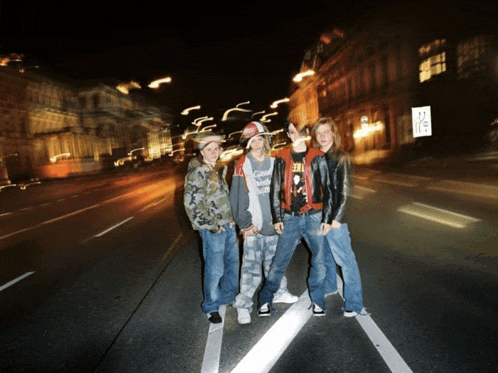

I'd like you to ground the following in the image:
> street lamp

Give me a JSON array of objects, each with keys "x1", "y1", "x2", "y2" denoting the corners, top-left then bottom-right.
[
  {"x1": 148, "y1": 76, "x2": 172, "y2": 89},
  {"x1": 0, "y1": 153, "x2": 18, "y2": 162},
  {"x1": 181, "y1": 105, "x2": 201, "y2": 115},
  {"x1": 200, "y1": 124, "x2": 217, "y2": 132},
  {"x1": 260, "y1": 112, "x2": 278, "y2": 123},
  {"x1": 194, "y1": 117, "x2": 214, "y2": 127},
  {"x1": 128, "y1": 147, "x2": 144, "y2": 155},
  {"x1": 222, "y1": 102, "x2": 252, "y2": 121},
  {"x1": 270, "y1": 98, "x2": 289, "y2": 109},
  {"x1": 293, "y1": 69, "x2": 315, "y2": 82},
  {"x1": 49, "y1": 153, "x2": 71, "y2": 163}
]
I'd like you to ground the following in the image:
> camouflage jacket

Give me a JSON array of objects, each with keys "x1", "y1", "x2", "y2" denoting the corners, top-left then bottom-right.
[{"x1": 183, "y1": 157, "x2": 233, "y2": 232}]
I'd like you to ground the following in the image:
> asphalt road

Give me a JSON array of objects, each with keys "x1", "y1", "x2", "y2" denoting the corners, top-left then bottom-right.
[{"x1": 1, "y1": 162, "x2": 497, "y2": 372}]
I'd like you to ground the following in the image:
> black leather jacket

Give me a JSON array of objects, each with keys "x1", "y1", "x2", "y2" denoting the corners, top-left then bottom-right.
[
  {"x1": 324, "y1": 150, "x2": 352, "y2": 223},
  {"x1": 270, "y1": 148, "x2": 334, "y2": 225}
]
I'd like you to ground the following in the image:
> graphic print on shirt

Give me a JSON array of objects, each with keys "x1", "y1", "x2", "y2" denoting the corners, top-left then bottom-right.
[
  {"x1": 253, "y1": 168, "x2": 272, "y2": 195},
  {"x1": 290, "y1": 154, "x2": 307, "y2": 211}
]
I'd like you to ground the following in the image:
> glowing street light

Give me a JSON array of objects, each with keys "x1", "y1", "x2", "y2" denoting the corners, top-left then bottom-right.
[
  {"x1": 293, "y1": 69, "x2": 315, "y2": 82},
  {"x1": 194, "y1": 117, "x2": 214, "y2": 127},
  {"x1": 49, "y1": 153, "x2": 71, "y2": 163},
  {"x1": 181, "y1": 105, "x2": 201, "y2": 115},
  {"x1": 260, "y1": 112, "x2": 278, "y2": 123},
  {"x1": 148, "y1": 76, "x2": 172, "y2": 89},
  {"x1": 200, "y1": 124, "x2": 217, "y2": 132},
  {"x1": 228, "y1": 130, "x2": 243, "y2": 138},
  {"x1": 128, "y1": 147, "x2": 144, "y2": 155},
  {"x1": 270, "y1": 98, "x2": 289, "y2": 109},
  {"x1": 0, "y1": 153, "x2": 18, "y2": 162},
  {"x1": 236, "y1": 101, "x2": 250, "y2": 108}
]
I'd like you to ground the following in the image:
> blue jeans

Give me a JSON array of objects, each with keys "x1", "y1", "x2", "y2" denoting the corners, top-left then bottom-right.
[
  {"x1": 324, "y1": 243, "x2": 338, "y2": 294},
  {"x1": 258, "y1": 212, "x2": 327, "y2": 310},
  {"x1": 325, "y1": 223, "x2": 364, "y2": 313},
  {"x1": 199, "y1": 224, "x2": 239, "y2": 314}
]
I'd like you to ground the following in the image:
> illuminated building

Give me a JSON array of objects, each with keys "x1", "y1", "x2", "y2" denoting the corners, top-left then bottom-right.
[
  {"x1": 289, "y1": 9, "x2": 498, "y2": 164},
  {"x1": 0, "y1": 67, "x2": 172, "y2": 180}
]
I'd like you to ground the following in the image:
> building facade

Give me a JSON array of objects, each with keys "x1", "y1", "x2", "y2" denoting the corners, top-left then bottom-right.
[
  {"x1": 0, "y1": 67, "x2": 172, "y2": 182},
  {"x1": 289, "y1": 12, "x2": 498, "y2": 164}
]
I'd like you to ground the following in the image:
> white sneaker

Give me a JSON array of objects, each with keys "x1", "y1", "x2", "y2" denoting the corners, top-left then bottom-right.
[
  {"x1": 344, "y1": 308, "x2": 369, "y2": 318},
  {"x1": 273, "y1": 291, "x2": 299, "y2": 304},
  {"x1": 237, "y1": 308, "x2": 251, "y2": 324}
]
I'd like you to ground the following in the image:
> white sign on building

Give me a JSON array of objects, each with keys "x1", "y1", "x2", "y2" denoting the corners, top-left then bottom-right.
[{"x1": 412, "y1": 106, "x2": 432, "y2": 138}]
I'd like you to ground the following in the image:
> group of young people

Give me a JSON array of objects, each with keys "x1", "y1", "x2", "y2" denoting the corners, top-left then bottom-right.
[{"x1": 183, "y1": 118, "x2": 367, "y2": 324}]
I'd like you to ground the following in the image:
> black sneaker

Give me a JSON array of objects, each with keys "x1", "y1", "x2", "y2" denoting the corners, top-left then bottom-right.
[
  {"x1": 207, "y1": 311, "x2": 222, "y2": 324},
  {"x1": 312, "y1": 303, "x2": 326, "y2": 317},
  {"x1": 258, "y1": 303, "x2": 271, "y2": 317}
]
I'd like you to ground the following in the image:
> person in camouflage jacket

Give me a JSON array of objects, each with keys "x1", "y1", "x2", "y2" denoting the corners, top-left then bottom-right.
[{"x1": 183, "y1": 131, "x2": 238, "y2": 324}]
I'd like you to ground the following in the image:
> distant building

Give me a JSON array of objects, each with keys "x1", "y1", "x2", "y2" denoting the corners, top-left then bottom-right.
[
  {"x1": 0, "y1": 66, "x2": 172, "y2": 181},
  {"x1": 289, "y1": 7, "x2": 498, "y2": 164}
]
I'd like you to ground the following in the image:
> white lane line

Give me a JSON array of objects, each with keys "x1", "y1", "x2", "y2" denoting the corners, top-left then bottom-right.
[
  {"x1": 94, "y1": 217, "x2": 134, "y2": 237},
  {"x1": 412, "y1": 202, "x2": 480, "y2": 221},
  {"x1": 71, "y1": 194, "x2": 79, "y2": 198},
  {"x1": 0, "y1": 212, "x2": 12, "y2": 217},
  {"x1": 41, "y1": 203, "x2": 52, "y2": 206},
  {"x1": 336, "y1": 276, "x2": 413, "y2": 373},
  {"x1": 140, "y1": 197, "x2": 168, "y2": 212},
  {"x1": 0, "y1": 271, "x2": 35, "y2": 292},
  {"x1": 201, "y1": 305, "x2": 227, "y2": 373},
  {"x1": 231, "y1": 291, "x2": 311, "y2": 373},
  {"x1": 40, "y1": 204, "x2": 101, "y2": 225},
  {"x1": 0, "y1": 204, "x2": 101, "y2": 241},
  {"x1": 0, "y1": 227, "x2": 36, "y2": 241},
  {"x1": 57, "y1": 198, "x2": 66, "y2": 202},
  {"x1": 374, "y1": 178, "x2": 418, "y2": 187},
  {"x1": 160, "y1": 233, "x2": 183, "y2": 263}
]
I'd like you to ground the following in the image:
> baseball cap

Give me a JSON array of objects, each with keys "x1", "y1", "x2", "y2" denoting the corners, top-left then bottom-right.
[{"x1": 240, "y1": 122, "x2": 271, "y2": 148}]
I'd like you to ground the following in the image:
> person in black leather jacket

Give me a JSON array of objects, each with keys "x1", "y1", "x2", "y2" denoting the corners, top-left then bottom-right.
[
  {"x1": 311, "y1": 117, "x2": 367, "y2": 318},
  {"x1": 257, "y1": 121, "x2": 333, "y2": 317}
]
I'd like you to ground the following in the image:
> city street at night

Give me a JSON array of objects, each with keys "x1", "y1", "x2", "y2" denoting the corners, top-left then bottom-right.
[
  {"x1": 1, "y1": 157, "x2": 497, "y2": 372},
  {"x1": 2, "y1": 1, "x2": 498, "y2": 372}
]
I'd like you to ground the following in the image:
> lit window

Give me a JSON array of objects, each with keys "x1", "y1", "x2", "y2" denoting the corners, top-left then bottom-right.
[{"x1": 419, "y1": 52, "x2": 446, "y2": 82}]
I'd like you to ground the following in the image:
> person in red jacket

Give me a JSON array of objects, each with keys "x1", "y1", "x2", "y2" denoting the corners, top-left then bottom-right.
[{"x1": 258, "y1": 121, "x2": 334, "y2": 316}]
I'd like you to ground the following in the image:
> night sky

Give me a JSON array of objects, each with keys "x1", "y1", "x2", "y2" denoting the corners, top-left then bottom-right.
[{"x1": 2, "y1": 1, "x2": 498, "y2": 124}]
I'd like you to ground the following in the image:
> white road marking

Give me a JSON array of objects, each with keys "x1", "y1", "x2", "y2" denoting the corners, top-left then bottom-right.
[
  {"x1": 336, "y1": 276, "x2": 413, "y2": 373},
  {"x1": 201, "y1": 305, "x2": 227, "y2": 373},
  {"x1": 398, "y1": 202, "x2": 480, "y2": 228},
  {"x1": 0, "y1": 271, "x2": 35, "y2": 292},
  {"x1": 20, "y1": 207, "x2": 33, "y2": 211},
  {"x1": 94, "y1": 217, "x2": 134, "y2": 237},
  {"x1": 0, "y1": 212, "x2": 12, "y2": 217},
  {"x1": 40, "y1": 204, "x2": 101, "y2": 225},
  {"x1": 160, "y1": 233, "x2": 183, "y2": 263},
  {"x1": 231, "y1": 291, "x2": 311, "y2": 373},
  {"x1": 0, "y1": 227, "x2": 36, "y2": 241},
  {"x1": 374, "y1": 178, "x2": 418, "y2": 187},
  {"x1": 57, "y1": 198, "x2": 65, "y2": 202},
  {"x1": 41, "y1": 203, "x2": 51, "y2": 206},
  {"x1": 140, "y1": 197, "x2": 168, "y2": 212}
]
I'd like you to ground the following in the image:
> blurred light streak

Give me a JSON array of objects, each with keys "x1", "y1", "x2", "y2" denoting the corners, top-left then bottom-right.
[
  {"x1": 148, "y1": 76, "x2": 172, "y2": 89},
  {"x1": 181, "y1": 105, "x2": 201, "y2": 115},
  {"x1": 236, "y1": 101, "x2": 250, "y2": 108},
  {"x1": 252, "y1": 110, "x2": 265, "y2": 118},
  {"x1": 397, "y1": 202, "x2": 480, "y2": 228},
  {"x1": 270, "y1": 98, "x2": 289, "y2": 109},
  {"x1": 116, "y1": 81, "x2": 141, "y2": 94},
  {"x1": 293, "y1": 69, "x2": 315, "y2": 82},
  {"x1": 260, "y1": 112, "x2": 278, "y2": 123},
  {"x1": 221, "y1": 107, "x2": 252, "y2": 121}
]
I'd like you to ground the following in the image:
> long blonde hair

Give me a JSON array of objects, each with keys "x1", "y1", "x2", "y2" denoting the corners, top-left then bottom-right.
[{"x1": 311, "y1": 117, "x2": 342, "y2": 153}]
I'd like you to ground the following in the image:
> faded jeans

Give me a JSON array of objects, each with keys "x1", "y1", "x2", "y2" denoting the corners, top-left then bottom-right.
[
  {"x1": 325, "y1": 223, "x2": 364, "y2": 313},
  {"x1": 199, "y1": 223, "x2": 239, "y2": 314},
  {"x1": 258, "y1": 212, "x2": 327, "y2": 310}
]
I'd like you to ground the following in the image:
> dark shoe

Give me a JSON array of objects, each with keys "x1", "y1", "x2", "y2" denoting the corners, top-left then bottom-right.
[
  {"x1": 311, "y1": 303, "x2": 326, "y2": 317},
  {"x1": 258, "y1": 303, "x2": 271, "y2": 317},
  {"x1": 207, "y1": 311, "x2": 222, "y2": 324}
]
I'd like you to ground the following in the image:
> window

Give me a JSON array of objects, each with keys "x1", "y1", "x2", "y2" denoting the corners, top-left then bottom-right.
[
  {"x1": 419, "y1": 52, "x2": 446, "y2": 82},
  {"x1": 457, "y1": 35, "x2": 487, "y2": 78}
]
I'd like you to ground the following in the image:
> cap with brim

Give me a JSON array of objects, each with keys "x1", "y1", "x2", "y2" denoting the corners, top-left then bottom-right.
[
  {"x1": 195, "y1": 131, "x2": 225, "y2": 150},
  {"x1": 240, "y1": 122, "x2": 271, "y2": 149}
]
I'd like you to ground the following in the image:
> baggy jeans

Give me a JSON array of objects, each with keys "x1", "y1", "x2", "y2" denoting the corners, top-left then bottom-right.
[
  {"x1": 234, "y1": 234, "x2": 290, "y2": 312},
  {"x1": 325, "y1": 223, "x2": 364, "y2": 313},
  {"x1": 258, "y1": 212, "x2": 327, "y2": 310},
  {"x1": 199, "y1": 224, "x2": 239, "y2": 314}
]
